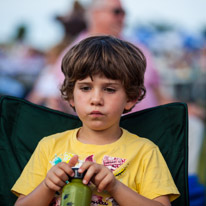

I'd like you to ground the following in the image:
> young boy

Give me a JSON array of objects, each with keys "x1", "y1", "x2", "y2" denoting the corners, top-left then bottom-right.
[{"x1": 12, "y1": 36, "x2": 179, "y2": 206}]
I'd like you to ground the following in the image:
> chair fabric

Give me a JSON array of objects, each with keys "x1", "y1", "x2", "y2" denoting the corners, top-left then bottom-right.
[{"x1": 0, "y1": 95, "x2": 189, "y2": 206}]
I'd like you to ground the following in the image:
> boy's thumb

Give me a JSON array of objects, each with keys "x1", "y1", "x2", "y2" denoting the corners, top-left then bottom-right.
[{"x1": 68, "y1": 155, "x2": 79, "y2": 167}]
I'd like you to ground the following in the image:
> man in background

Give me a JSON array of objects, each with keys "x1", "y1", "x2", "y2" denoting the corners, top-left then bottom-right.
[{"x1": 28, "y1": 0, "x2": 158, "y2": 115}]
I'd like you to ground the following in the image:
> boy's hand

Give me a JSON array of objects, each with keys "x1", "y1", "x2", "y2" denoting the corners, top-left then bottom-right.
[
  {"x1": 43, "y1": 155, "x2": 78, "y2": 192},
  {"x1": 78, "y1": 161, "x2": 118, "y2": 194}
]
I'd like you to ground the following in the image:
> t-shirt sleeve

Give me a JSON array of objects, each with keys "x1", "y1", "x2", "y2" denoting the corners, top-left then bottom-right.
[
  {"x1": 11, "y1": 138, "x2": 49, "y2": 196},
  {"x1": 138, "y1": 145, "x2": 180, "y2": 202}
]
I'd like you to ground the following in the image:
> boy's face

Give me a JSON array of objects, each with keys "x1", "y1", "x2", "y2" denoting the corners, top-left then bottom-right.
[{"x1": 69, "y1": 75, "x2": 136, "y2": 131}]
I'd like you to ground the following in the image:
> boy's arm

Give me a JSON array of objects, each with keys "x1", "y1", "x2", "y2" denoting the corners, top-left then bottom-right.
[
  {"x1": 110, "y1": 180, "x2": 171, "y2": 206},
  {"x1": 14, "y1": 181, "x2": 55, "y2": 206},
  {"x1": 14, "y1": 155, "x2": 78, "y2": 206},
  {"x1": 80, "y1": 161, "x2": 171, "y2": 206}
]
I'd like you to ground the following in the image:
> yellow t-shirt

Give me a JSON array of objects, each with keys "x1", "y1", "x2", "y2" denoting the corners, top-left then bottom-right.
[{"x1": 12, "y1": 128, "x2": 179, "y2": 205}]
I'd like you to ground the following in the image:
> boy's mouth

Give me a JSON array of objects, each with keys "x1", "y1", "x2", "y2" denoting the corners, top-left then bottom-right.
[{"x1": 90, "y1": 111, "x2": 103, "y2": 116}]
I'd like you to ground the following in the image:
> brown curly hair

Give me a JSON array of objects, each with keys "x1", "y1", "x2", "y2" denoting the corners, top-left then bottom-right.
[{"x1": 60, "y1": 35, "x2": 146, "y2": 113}]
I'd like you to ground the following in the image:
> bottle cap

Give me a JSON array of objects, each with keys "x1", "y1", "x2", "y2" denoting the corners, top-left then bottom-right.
[{"x1": 71, "y1": 167, "x2": 86, "y2": 179}]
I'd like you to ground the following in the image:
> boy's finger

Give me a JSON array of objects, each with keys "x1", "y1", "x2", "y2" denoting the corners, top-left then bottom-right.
[
  {"x1": 68, "y1": 155, "x2": 79, "y2": 167},
  {"x1": 57, "y1": 162, "x2": 74, "y2": 177},
  {"x1": 97, "y1": 173, "x2": 113, "y2": 193},
  {"x1": 78, "y1": 161, "x2": 93, "y2": 173},
  {"x1": 80, "y1": 162, "x2": 100, "y2": 184}
]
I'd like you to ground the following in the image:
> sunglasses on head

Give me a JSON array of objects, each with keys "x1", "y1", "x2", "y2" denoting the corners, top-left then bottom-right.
[{"x1": 112, "y1": 8, "x2": 125, "y2": 16}]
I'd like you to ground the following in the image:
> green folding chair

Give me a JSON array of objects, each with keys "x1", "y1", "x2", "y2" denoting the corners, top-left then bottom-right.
[{"x1": 0, "y1": 95, "x2": 189, "y2": 206}]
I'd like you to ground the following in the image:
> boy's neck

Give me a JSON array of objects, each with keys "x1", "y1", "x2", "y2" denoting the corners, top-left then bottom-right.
[{"x1": 77, "y1": 126, "x2": 122, "y2": 145}]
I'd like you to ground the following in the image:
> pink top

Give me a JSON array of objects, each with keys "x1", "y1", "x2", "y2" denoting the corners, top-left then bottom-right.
[
  {"x1": 130, "y1": 44, "x2": 160, "y2": 112},
  {"x1": 53, "y1": 32, "x2": 90, "y2": 84}
]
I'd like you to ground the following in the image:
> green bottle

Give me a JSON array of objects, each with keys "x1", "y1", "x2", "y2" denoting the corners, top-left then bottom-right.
[{"x1": 61, "y1": 168, "x2": 92, "y2": 206}]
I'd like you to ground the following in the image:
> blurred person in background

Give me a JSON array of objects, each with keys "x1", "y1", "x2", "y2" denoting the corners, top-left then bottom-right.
[
  {"x1": 0, "y1": 24, "x2": 45, "y2": 98},
  {"x1": 27, "y1": 0, "x2": 158, "y2": 115},
  {"x1": 27, "y1": 0, "x2": 86, "y2": 107}
]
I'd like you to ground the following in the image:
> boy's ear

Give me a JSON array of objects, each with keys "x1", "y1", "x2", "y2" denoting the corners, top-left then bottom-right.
[
  {"x1": 124, "y1": 99, "x2": 138, "y2": 111},
  {"x1": 69, "y1": 98, "x2": 75, "y2": 107}
]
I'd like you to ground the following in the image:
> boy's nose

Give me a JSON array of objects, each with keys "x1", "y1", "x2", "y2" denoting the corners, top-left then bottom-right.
[{"x1": 90, "y1": 91, "x2": 103, "y2": 106}]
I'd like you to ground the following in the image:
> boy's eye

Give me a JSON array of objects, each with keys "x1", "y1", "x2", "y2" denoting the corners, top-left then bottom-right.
[
  {"x1": 80, "y1": 86, "x2": 91, "y2": 91},
  {"x1": 104, "y1": 87, "x2": 116, "y2": 93}
]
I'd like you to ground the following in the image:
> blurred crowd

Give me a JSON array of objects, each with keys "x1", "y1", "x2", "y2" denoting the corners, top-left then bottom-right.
[
  {"x1": 134, "y1": 24, "x2": 206, "y2": 110},
  {"x1": 0, "y1": 0, "x2": 206, "y2": 205},
  {"x1": 1, "y1": 1, "x2": 205, "y2": 110}
]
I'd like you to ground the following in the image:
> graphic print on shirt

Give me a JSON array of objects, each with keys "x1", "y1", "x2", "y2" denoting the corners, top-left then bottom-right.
[
  {"x1": 49, "y1": 153, "x2": 127, "y2": 206},
  {"x1": 91, "y1": 195, "x2": 119, "y2": 206},
  {"x1": 50, "y1": 152, "x2": 85, "y2": 167},
  {"x1": 102, "y1": 155, "x2": 126, "y2": 172},
  {"x1": 91, "y1": 195, "x2": 108, "y2": 205}
]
